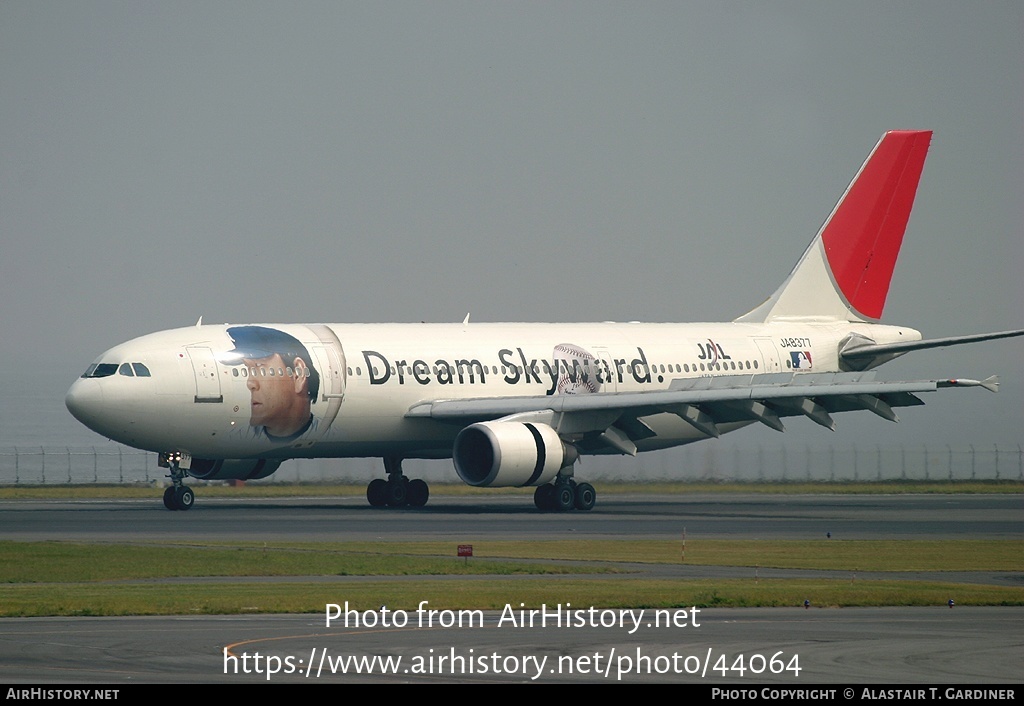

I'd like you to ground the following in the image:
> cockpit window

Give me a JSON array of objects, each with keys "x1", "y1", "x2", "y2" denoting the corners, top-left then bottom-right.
[
  {"x1": 118, "y1": 363, "x2": 135, "y2": 377},
  {"x1": 132, "y1": 363, "x2": 151, "y2": 377},
  {"x1": 82, "y1": 363, "x2": 118, "y2": 378}
]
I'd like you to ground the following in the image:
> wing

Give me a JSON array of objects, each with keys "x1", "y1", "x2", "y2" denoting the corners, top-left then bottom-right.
[{"x1": 406, "y1": 372, "x2": 998, "y2": 455}]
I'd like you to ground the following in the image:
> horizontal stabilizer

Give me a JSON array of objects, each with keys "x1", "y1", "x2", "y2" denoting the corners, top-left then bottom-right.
[{"x1": 842, "y1": 329, "x2": 1024, "y2": 362}]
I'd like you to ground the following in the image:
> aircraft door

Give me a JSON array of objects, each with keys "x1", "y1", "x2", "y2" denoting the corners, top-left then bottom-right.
[
  {"x1": 754, "y1": 338, "x2": 782, "y2": 373},
  {"x1": 302, "y1": 324, "x2": 347, "y2": 443},
  {"x1": 185, "y1": 347, "x2": 223, "y2": 403},
  {"x1": 594, "y1": 348, "x2": 617, "y2": 392}
]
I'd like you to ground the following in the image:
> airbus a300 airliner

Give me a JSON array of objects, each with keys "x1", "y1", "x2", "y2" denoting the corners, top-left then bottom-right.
[{"x1": 66, "y1": 131, "x2": 1023, "y2": 511}]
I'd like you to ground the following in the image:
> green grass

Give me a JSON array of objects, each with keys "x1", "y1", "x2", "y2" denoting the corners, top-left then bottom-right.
[
  {"x1": 0, "y1": 579, "x2": 1020, "y2": 617},
  {"x1": 0, "y1": 539, "x2": 1020, "y2": 616},
  {"x1": 244, "y1": 539, "x2": 1023, "y2": 572},
  {"x1": 0, "y1": 541, "x2": 609, "y2": 583}
]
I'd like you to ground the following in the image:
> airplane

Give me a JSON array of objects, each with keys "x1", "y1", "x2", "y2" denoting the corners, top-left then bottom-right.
[{"x1": 65, "y1": 130, "x2": 1024, "y2": 512}]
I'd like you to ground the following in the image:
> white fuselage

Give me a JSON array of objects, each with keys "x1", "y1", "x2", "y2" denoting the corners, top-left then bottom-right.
[{"x1": 65, "y1": 319, "x2": 920, "y2": 462}]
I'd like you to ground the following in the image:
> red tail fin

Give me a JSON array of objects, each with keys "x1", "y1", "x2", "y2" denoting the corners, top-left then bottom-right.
[
  {"x1": 822, "y1": 130, "x2": 931, "y2": 319},
  {"x1": 738, "y1": 130, "x2": 932, "y2": 323}
]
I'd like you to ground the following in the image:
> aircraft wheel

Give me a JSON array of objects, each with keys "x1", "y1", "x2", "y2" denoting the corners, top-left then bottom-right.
[
  {"x1": 574, "y1": 482, "x2": 596, "y2": 511},
  {"x1": 554, "y1": 484, "x2": 575, "y2": 512},
  {"x1": 406, "y1": 479, "x2": 429, "y2": 507},
  {"x1": 366, "y1": 478, "x2": 388, "y2": 507},
  {"x1": 385, "y1": 479, "x2": 408, "y2": 507},
  {"x1": 163, "y1": 486, "x2": 178, "y2": 510},
  {"x1": 534, "y1": 484, "x2": 554, "y2": 511},
  {"x1": 174, "y1": 486, "x2": 195, "y2": 511}
]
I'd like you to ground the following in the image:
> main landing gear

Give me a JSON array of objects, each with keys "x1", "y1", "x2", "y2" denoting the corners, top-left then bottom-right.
[
  {"x1": 366, "y1": 457, "x2": 429, "y2": 508},
  {"x1": 533, "y1": 476, "x2": 596, "y2": 512},
  {"x1": 161, "y1": 455, "x2": 195, "y2": 511}
]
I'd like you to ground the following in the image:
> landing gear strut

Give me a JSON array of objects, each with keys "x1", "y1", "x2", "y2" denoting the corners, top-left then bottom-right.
[
  {"x1": 534, "y1": 474, "x2": 596, "y2": 512},
  {"x1": 366, "y1": 456, "x2": 429, "y2": 508},
  {"x1": 160, "y1": 454, "x2": 195, "y2": 511}
]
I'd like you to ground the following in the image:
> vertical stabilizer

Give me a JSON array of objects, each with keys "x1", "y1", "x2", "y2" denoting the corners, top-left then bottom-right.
[{"x1": 737, "y1": 130, "x2": 932, "y2": 323}]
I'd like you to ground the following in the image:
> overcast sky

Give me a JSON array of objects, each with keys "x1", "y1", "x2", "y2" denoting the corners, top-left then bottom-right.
[{"x1": 1, "y1": 2, "x2": 1020, "y2": 453}]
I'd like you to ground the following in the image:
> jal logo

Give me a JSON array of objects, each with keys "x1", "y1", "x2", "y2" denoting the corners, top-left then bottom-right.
[{"x1": 696, "y1": 340, "x2": 731, "y2": 365}]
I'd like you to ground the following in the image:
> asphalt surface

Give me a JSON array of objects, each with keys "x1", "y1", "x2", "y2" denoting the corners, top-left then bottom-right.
[{"x1": 0, "y1": 491, "x2": 1020, "y2": 684}]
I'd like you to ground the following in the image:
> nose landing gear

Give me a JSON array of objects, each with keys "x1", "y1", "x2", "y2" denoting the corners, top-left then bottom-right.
[{"x1": 159, "y1": 452, "x2": 195, "y2": 511}]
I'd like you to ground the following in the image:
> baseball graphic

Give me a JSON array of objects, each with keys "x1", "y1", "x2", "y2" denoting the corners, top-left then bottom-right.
[{"x1": 553, "y1": 342, "x2": 602, "y2": 394}]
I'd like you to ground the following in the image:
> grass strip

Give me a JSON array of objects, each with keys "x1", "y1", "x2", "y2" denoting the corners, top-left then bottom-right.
[
  {"x1": 166, "y1": 539, "x2": 1024, "y2": 573},
  {"x1": 0, "y1": 579, "x2": 1021, "y2": 617},
  {"x1": 0, "y1": 541, "x2": 609, "y2": 583}
]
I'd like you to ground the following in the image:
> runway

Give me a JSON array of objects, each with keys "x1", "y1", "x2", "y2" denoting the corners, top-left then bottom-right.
[
  {"x1": 1, "y1": 491, "x2": 1021, "y2": 542},
  {"x1": 0, "y1": 492, "x2": 1020, "y2": 684},
  {"x1": 1, "y1": 608, "x2": 1021, "y2": 684}
]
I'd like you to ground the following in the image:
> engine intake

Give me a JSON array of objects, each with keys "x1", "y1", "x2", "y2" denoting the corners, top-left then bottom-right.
[{"x1": 453, "y1": 421, "x2": 573, "y2": 487}]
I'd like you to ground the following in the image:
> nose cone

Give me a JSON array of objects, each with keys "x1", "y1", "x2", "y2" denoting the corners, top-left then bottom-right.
[{"x1": 65, "y1": 378, "x2": 105, "y2": 430}]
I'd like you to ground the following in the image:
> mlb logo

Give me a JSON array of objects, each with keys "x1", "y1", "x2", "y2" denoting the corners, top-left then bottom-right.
[{"x1": 790, "y1": 351, "x2": 812, "y2": 369}]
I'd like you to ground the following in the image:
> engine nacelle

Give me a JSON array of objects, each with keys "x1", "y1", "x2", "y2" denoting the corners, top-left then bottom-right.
[
  {"x1": 185, "y1": 458, "x2": 282, "y2": 481},
  {"x1": 453, "y1": 421, "x2": 574, "y2": 487}
]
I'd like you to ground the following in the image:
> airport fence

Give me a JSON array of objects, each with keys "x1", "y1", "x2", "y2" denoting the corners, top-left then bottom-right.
[{"x1": 0, "y1": 443, "x2": 1021, "y2": 485}]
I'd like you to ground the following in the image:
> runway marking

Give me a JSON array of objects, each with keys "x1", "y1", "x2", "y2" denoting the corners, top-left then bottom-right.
[{"x1": 224, "y1": 624, "x2": 456, "y2": 657}]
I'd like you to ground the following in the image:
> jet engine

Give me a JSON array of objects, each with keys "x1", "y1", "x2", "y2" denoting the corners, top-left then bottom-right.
[
  {"x1": 185, "y1": 458, "x2": 282, "y2": 481},
  {"x1": 453, "y1": 421, "x2": 574, "y2": 487}
]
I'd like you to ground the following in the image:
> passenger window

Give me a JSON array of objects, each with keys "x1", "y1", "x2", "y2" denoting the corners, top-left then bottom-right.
[
  {"x1": 232, "y1": 368, "x2": 239, "y2": 378},
  {"x1": 118, "y1": 363, "x2": 134, "y2": 377},
  {"x1": 132, "y1": 363, "x2": 151, "y2": 377}
]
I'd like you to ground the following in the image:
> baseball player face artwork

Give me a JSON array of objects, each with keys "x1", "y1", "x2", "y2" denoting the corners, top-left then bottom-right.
[
  {"x1": 243, "y1": 352, "x2": 312, "y2": 437},
  {"x1": 223, "y1": 325, "x2": 325, "y2": 442}
]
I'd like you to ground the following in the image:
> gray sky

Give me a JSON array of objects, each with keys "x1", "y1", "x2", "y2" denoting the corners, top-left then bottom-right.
[{"x1": 1, "y1": 2, "x2": 1020, "y2": 452}]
